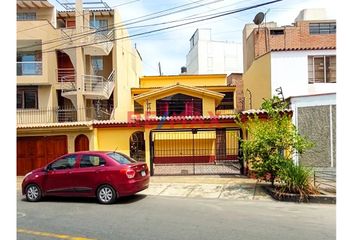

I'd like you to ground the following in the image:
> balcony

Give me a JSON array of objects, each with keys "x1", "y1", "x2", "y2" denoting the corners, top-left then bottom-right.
[
  {"x1": 57, "y1": 68, "x2": 75, "y2": 82},
  {"x1": 17, "y1": 61, "x2": 42, "y2": 76},
  {"x1": 60, "y1": 69, "x2": 115, "y2": 100},
  {"x1": 60, "y1": 28, "x2": 114, "y2": 56},
  {"x1": 17, "y1": 107, "x2": 113, "y2": 125}
]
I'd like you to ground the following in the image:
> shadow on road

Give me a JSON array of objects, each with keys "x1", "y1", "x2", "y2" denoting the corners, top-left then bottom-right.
[{"x1": 19, "y1": 194, "x2": 148, "y2": 205}]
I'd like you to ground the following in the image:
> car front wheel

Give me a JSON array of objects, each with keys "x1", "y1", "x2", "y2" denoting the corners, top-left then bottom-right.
[
  {"x1": 97, "y1": 185, "x2": 117, "y2": 204},
  {"x1": 25, "y1": 184, "x2": 42, "y2": 202}
]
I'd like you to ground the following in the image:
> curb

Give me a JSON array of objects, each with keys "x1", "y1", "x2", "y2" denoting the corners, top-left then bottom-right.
[{"x1": 262, "y1": 186, "x2": 336, "y2": 204}]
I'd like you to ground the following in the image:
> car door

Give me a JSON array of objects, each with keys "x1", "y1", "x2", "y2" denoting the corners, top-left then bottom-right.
[
  {"x1": 72, "y1": 154, "x2": 107, "y2": 196},
  {"x1": 43, "y1": 154, "x2": 78, "y2": 196}
]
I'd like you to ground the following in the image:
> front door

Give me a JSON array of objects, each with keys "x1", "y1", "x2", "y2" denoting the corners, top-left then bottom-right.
[
  {"x1": 216, "y1": 129, "x2": 226, "y2": 160},
  {"x1": 75, "y1": 134, "x2": 89, "y2": 152}
]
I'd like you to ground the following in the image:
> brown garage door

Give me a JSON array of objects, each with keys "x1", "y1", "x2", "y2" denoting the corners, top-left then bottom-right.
[{"x1": 17, "y1": 136, "x2": 68, "y2": 176}]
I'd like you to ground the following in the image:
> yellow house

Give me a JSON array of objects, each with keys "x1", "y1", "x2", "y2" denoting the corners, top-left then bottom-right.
[{"x1": 92, "y1": 73, "x2": 242, "y2": 176}]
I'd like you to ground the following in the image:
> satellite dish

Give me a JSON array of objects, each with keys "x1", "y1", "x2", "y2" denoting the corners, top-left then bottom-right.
[{"x1": 253, "y1": 12, "x2": 265, "y2": 25}]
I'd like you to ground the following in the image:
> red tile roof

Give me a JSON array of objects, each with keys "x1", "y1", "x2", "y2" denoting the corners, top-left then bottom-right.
[{"x1": 271, "y1": 46, "x2": 336, "y2": 52}]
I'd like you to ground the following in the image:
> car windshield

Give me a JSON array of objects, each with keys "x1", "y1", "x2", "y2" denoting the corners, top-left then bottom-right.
[{"x1": 107, "y1": 152, "x2": 137, "y2": 164}]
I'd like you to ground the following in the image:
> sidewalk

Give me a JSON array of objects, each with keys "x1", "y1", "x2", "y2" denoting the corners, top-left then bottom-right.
[
  {"x1": 141, "y1": 175, "x2": 273, "y2": 201},
  {"x1": 17, "y1": 175, "x2": 273, "y2": 201}
]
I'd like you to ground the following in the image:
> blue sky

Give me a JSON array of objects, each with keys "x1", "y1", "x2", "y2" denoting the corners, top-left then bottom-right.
[{"x1": 49, "y1": 0, "x2": 337, "y2": 76}]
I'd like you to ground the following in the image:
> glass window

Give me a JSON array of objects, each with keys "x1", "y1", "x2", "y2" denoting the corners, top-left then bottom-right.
[
  {"x1": 134, "y1": 101, "x2": 144, "y2": 114},
  {"x1": 80, "y1": 155, "x2": 106, "y2": 168},
  {"x1": 90, "y1": 19, "x2": 108, "y2": 34},
  {"x1": 17, "y1": 87, "x2": 38, "y2": 109},
  {"x1": 17, "y1": 51, "x2": 42, "y2": 75},
  {"x1": 308, "y1": 55, "x2": 336, "y2": 83},
  {"x1": 17, "y1": 12, "x2": 36, "y2": 21},
  {"x1": 50, "y1": 156, "x2": 77, "y2": 170},
  {"x1": 108, "y1": 152, "x2": 136, "y2": 164},
  {"x1": 216, "y1": 92, "x2": 234, "y2": 110},
  {"x1": 309, "y1": 22, "x2": 336, "y2": 34},
  {"x1": 91, "y1": 56, "x2": 103, "y2": 71}
]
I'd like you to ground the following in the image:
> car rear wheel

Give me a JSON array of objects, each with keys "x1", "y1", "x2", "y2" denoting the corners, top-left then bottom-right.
[
  {"x1": 25, "y1": 184, "x2": 42, "y2": 202},
  {"x1": 97, "y1": 185, "x2": 117, "y2": 204}
]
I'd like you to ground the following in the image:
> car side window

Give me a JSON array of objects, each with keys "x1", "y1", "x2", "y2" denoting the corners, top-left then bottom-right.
[
  {"x1": 80, "y1": 155, "x2": 106, "y2": 168},
  {"x1": 50, "y1": 156, "x2": 77, "y2": 170}
]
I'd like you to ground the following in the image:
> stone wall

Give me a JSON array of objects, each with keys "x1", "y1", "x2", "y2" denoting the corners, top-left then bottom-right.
[{"x1": 297, "y1": 105, "x2": 336, "y2": 168}]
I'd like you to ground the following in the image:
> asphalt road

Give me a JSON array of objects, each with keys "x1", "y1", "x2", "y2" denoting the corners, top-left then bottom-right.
[{"x1": 17, "y1": 192, "x2": 336, "y2": 240}]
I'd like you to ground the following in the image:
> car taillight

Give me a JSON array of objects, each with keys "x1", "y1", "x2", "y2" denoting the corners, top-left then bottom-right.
[{"x1": 126, "y1": 169, "x2": 136, "y2": 179}]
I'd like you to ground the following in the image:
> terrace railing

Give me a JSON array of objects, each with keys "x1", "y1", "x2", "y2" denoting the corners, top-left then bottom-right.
[{"x1": 17, "y1": 107, "x2": 114, "y2": 125}]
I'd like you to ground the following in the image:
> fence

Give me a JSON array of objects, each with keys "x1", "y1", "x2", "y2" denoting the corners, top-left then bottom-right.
[{"x1": 314, "y1": 170, "x2": 336, "y2": 193}]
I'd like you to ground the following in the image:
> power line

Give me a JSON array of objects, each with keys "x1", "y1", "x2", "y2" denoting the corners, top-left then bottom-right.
[
  {"x1": 41, "y1": 0, "x2": 283, "y2": 54},
  {"x1": 17, "y1": 0, "x2": 221, "y2": 49}
]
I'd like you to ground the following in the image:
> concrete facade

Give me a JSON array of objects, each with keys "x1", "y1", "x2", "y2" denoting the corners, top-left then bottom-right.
[
  {"x1": 186, "y1": 28, "x2": 243, "y2": 75},
  {"x1": 289, "y1": 93, "x2": 336, "y2": 169}
]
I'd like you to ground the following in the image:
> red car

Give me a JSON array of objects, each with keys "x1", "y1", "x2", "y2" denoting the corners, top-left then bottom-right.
[{"x1": 22, "y1": 151, "x2": 149, "y2": 204}]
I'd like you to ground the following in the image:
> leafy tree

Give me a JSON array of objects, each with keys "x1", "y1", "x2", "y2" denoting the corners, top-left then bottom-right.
[{"x1": 240, "y1": 96, "x2": 313, "y2": 186}]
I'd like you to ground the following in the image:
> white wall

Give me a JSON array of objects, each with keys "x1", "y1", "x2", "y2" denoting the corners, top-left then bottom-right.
[
  {"x1": 270, "y1": 50, "x2": 336, "y2": 98},
  {"x1": 186, "y1": 40, "x2": 243, "y2": 75}
]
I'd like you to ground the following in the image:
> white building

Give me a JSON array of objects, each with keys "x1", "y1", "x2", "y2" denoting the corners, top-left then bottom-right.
[{"x1": 186, "y1": 28, "x2": 243, "y2": 75}]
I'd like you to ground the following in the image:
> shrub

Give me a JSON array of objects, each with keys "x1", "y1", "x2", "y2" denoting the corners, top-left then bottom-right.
[
  {"x1": 240, "y1": 96, "x2": 313, "y2": 186},
  {"x1": 277, "y1": 161, "x2": 318, "y2": 200}
]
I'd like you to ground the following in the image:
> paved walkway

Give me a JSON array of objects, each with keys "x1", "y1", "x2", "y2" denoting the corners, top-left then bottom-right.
[
  {"x1": 17, "y1": 175, "x2": 274, "y2": 201},
  {"x1": 141, "y1": 175, "x2": 273, "y2": 201}
]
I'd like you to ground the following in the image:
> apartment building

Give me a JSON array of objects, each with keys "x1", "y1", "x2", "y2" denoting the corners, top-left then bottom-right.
[
  {"x1": 17, "y1": 0, "x2": 141, "y2": 124},
  {"x1": 16, "y1": 0, "x2": 142, "y2": 175},
  {"x1": 186, "y1": 28, "x2": 243, "y2": 75}
]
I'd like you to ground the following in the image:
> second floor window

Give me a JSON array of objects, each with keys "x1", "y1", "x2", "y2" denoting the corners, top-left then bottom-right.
[
  {"x1": 134, "y1": 101, "x2": 144, "y2": 114},
  {"x1": 17, "y1": 87, "x2": 38, "y2": 109},
  {"x1": 17, "y1": 51, "x2": 42, "y2": 76},
  {"x1": 156, "y1": 94, "x2": 202, "y2": 117},
  {"x1": 216, "y1": 92, "x2": 234, "y2": 110},
  {"x1": 308, "y1": 55, "x2": 336, "y2": 83}
]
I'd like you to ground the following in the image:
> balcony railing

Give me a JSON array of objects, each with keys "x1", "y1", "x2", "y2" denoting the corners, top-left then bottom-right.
[
  {"x1": 60, "y1": 28, "x2": 114, "y2": 54},
  {"x1": 57, "y1": 68, "x2": 75, "y2": 82},
  {"x1": 17, "y1": 62, "x2": 42, "y2": 76},
  {"x1": 17, "y1": 107, "x2": 114, "y2": 124},
  {"x1": 83, "y1": 70, "x2": 115, "y2": 96}
]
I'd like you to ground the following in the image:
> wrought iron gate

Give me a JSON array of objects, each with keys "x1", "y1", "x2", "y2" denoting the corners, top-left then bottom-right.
[{"x1": 150, "y1": 128, "x2": 242, "y2": 175}]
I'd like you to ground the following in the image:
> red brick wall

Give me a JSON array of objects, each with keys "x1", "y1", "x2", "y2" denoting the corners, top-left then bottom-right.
[
  {"x1": 253, "y1": 21, "x2": 336, "y2": 58},
  {"x1": 227, "y1": 73, "x2": 244, "y2": 112}
]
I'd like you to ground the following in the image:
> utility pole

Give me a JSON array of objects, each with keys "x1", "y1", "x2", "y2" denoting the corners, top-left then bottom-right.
[{"x1": 158, "y1": 62, "x2": 162, "y2": 76}]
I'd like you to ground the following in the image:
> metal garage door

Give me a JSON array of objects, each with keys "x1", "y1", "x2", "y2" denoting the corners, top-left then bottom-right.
[
  {"x1": 151, "y1": 128, "x2": 242, "y2": 175},
  {"x1": 17, "y1": 136, "x2": 68, "y2": 176}
]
